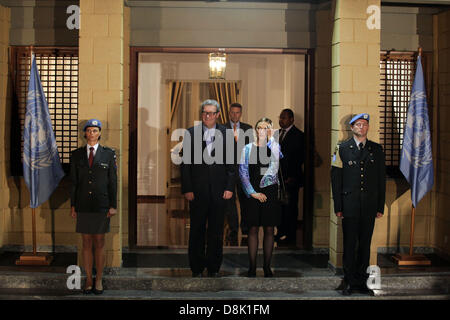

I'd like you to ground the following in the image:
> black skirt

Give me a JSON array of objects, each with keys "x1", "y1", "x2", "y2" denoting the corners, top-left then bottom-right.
[
  {"x1": 245, "y1": 184, "x2": 281, "y2": 227},
  {"x1": 76, "y1": 212, "x2": 110, "y2": 234}
]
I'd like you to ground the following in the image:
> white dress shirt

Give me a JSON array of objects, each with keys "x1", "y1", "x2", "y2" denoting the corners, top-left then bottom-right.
[{"x1": 86, "y1": 143, "x2": 99, "y2": 158}]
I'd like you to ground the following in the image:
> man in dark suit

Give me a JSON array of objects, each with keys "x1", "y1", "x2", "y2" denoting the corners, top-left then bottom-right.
[
  {"x1": 180, "y1": 99, "x2": 235, "y2": 277},
  {"x1": 331, "y1": 113, "x2": 385, "y2": 296},
  {"x1": 224, "y1": 103, "x2": 253, "y2": 246},
  {"x1": 276, "y1": 109, "x2": 305, "y2": 246}
]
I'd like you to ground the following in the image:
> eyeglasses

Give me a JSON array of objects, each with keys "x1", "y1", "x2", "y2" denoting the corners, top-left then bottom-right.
[{"x1": 202, "y1": 111, "x2": 218, "y2": 117}]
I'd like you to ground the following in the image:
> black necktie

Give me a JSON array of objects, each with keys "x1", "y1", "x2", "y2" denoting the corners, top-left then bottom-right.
[
  {"x1": 279, "y1": 129, "x2": 286, "y2": 142},
  {"x1": 89, "y1": 147, "x2": 94, "y2": 167},
  {"x1": 358, "y1": 143, "x2": 364, "y2": 159}
]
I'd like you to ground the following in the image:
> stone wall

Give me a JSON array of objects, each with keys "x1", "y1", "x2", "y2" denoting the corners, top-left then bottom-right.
[
  {"x1": 129, "y1": 1, "x2": 316, "y2": 48},
  {"x1": 313, "y1": 5, "x2": 333, "y2": 248},
  {"x1": 0, "y1": 4, "x2": 11, "y2": 248},
  {"x1": 330, "y1": 0, "x2": 381, "y2": 267},
  {"x1": 7, "y1": 0, "x2": 78, "y2": 46},
  {"x1": 78, "y1": 0, "x2": 126, "y2": 266},
  {"x1": 434, "y1": 10, "x2": 450, "y2": 256}
]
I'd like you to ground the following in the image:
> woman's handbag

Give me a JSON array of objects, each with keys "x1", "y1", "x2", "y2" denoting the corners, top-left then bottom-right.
[{"x1": 278, "y1": 165, "x2": 289, "y2": 205}]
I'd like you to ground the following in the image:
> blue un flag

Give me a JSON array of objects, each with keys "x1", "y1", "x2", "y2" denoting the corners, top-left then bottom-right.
[
  {"x1": 400, "y1": 55, "x2": 434, "y2": 208},
  {"x1": 23, "y1": 54, "x2": 65, "y2": 208}
]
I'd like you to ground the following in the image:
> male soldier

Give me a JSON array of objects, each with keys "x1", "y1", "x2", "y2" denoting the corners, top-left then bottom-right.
[
  {"x1": 331, "y1": 113, "x2": 386, "y2": 296},
  {"x1": 224, "y1": 103, "x2": 253, "y2": 246}
]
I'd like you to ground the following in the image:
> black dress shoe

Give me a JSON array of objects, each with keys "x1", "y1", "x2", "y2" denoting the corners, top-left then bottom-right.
[
  {"x1": 192, "y1": 272, "x2": 203, "y2": 278},
  {"x1": 93, "y1": 287, "x2": 104, "y2": 295},
  {"x1": 93, "y1": 280, "x2": 104, "y2": 295},
  {"x1": 83, "y1": 286, "x2": 93, "y2": 294},
  {"x1": 341, "y1": 284, "x2": 353, "y2": 296},
  {"x1": 356, "y1": 285, "x2": 375, "y2": 296},
  {"x1": 263, "y1": 267, "x2": 273, "y2": 278}
]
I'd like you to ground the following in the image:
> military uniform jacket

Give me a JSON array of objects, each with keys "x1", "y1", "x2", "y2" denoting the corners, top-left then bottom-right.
[
  {"x1": 331, "y1": 138, "x2": 386, "y2": 218},
  {"x1": 70, "y1": 145, "x2": 117, "y2": 213}
]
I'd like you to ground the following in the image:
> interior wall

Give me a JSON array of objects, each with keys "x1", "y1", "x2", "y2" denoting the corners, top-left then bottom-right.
[{"x1": 137, "y1": 52, "x2": 306, "y2": 196}]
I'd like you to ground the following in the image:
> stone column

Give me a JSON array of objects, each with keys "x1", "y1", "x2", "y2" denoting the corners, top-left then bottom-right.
[
  {"x1": 0, "y1": 5, "x2": 11, "y2": 248},
  {"x1": 329, "y1": 0, "x2": 381, "y2": 268},
  {"x1": 313, "y1": 6, "x2": 333, "y2": 249},
  {"x1": 434, "y1": 11, "x2": 450, "y2": 256},
  {"x1": 79, "y1": 0, "x2": 125, "y2": 267}
]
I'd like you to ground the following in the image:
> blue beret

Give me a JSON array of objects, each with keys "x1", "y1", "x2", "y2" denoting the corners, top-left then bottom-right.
[
  {"x1": 349, "y1": 113, "x2": 370, "y2": 125},
  {"x1": 83, "y1": 119, "x2": 102, "y2": 131}
]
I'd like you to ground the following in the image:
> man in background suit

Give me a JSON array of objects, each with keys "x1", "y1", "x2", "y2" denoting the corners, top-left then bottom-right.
[
  {"x1": 180, "y1": 99, "x2": 235, "y2": 277},
  {"x1": 224, "y1": 103, "x2": 253, "y2": 246},
  {"x1": 276, "y1": 108, "x2": 305, "y2": 246}
]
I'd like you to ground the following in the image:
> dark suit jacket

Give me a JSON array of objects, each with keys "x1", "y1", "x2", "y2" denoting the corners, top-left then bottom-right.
[
  {"x1": 224, "y1": 121, "x2": 253, "y2": 165},
  {"x1": 180, "y1": 123, "x2": 235, "y2": 200},
  {"x1": 70, "y1": 145, "x2": 117, "y2": 213},
  {"x1": 331, "y1": 138, "x2": 386, "y2": 218},
  {"x1": 279, "y1": 125, "x2": 305, "y2": 187}
]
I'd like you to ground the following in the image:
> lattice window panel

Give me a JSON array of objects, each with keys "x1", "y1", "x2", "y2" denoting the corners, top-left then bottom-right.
[
  {"x1": 379, "y1": 53, "x2": 416, "y2": 170},
  {"x1": 15, "y1": 48, "x2": 78, "y2": 164}
]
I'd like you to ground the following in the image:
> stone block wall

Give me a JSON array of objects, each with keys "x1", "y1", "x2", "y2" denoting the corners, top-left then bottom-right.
[
  {"x1": 78, "y1": 0, "x2": 126, "y2": 267},
  {"x1": 434, "y1": 10, "x2": 450, "y2": 256},
  {"x1": 330, "y1": 0, "x2": 381, "y2": 267},
  {"x1": 0, "y1": 4, "x2": 11, "y2": 248}
]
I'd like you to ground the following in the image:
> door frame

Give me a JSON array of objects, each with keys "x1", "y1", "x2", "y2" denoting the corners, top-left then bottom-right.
[{"x1": 129, "y1": 47, "x2": 315, "y2": 250}]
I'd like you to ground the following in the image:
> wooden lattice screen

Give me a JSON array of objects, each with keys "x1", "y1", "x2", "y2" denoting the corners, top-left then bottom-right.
[
  {"x1": 379, "y1": 52, "x2": 416, "y2": 176},
  {"x1": 13, "y1": 47, "x2": 78, "y2": 165}
]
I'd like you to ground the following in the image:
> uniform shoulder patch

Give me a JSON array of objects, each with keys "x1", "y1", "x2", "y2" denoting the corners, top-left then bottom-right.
[{"x1": 331, "y1": 144, "x2": 343, "y2": 168}]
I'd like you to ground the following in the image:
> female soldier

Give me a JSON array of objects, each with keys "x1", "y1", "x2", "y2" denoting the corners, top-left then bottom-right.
[{"x1": 70, "y1": 119, "x2": 117, "y2": 294}]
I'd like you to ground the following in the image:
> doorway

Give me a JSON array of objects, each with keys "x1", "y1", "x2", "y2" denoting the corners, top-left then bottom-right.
[{"x1": 129, "y1": 48, "x2": 314, "y2": 250}]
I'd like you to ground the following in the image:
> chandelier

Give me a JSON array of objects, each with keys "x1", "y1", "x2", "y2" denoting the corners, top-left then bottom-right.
[{"x1": 209, "y1": 52, "x2": 227, "y2": 79}]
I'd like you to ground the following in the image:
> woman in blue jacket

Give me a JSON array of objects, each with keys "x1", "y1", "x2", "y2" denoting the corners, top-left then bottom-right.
[{"x1": 239, "y1": 118, "x2": 282, "y2": 277}]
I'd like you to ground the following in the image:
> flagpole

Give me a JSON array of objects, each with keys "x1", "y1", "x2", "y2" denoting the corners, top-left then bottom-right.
[
  {"x1": 409, "y1": 205, "x2": 415, "y2": 257},
  {"x1": 393, "y1": 46, "x2": 431, "y2": 266},
  {"x1": 32, "y1": 208, "x2": 37, "y2": 255},
  {"x1": 16, "y1": 47, "x2": 56, "y2": 266}
]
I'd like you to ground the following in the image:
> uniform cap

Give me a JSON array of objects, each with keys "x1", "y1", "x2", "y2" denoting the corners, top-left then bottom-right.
[
  {"x1": 83, "y1": 119, "x2": 102, "y2": 131},
  {"x1": 349, "y1": 113, "x2": 370, "y2": 125}
]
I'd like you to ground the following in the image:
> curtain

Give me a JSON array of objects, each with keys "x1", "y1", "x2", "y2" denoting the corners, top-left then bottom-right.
[
  {"x1": 209, "y1": 82, "x2": 240, "y2": 124},
  {"x1": 169, "y1": 81, "x2": 185, "y2": 125}
]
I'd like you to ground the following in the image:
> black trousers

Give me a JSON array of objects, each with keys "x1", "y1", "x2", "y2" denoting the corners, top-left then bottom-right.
[
  {"x1": 342, "y1": 214, "x2": 376, "y2": 287},
  {"x1": 225, "y1": 183, "x2": 248, "y2": 237},
  {"x1": 188, "y1": 194, "x2": 226, "y2": 274},
  {"x1": 278, "y1": 184, "x2": 300, "y2": 243}
]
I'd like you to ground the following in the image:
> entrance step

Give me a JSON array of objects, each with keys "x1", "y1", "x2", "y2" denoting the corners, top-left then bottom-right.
[{"x1": 0, "y1": 268, "x2": 449, "y2": 299}]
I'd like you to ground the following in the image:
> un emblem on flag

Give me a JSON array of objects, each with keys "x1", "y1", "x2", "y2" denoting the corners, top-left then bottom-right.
[
  {"x1": 23, "y1": 90, "x2": 60, "y2": 170},
  {"x1": 402, "y1": 92, "x2": 432, "y2": 169}
]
